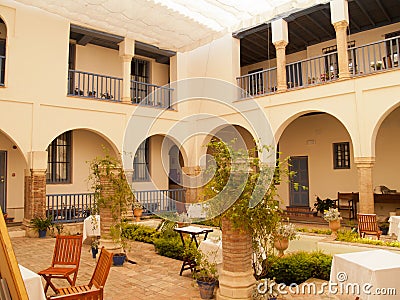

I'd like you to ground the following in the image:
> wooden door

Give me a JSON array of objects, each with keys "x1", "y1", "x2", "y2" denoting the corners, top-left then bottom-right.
[{"x1": 289, "y1": 156, "x2": 309, "y2": 207}]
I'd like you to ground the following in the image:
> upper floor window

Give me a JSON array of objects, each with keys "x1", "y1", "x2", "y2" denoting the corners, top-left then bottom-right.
[
  {"x1": 333, "y1": 142, "x2": 350, "y2": 169},
  {"x1": 133, "y1": 139, "x2": 150, "y2": 181},
  {"x1": 47, "y1": 131, "x2": 72, "y2": 183},
  {"x1": 0, "y1": 19, "x2": 7, "y2": 86}
]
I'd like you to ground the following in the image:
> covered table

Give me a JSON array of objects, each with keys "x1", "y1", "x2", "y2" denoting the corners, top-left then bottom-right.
[
  {"x1": 330, "y1": 250, "x2": 400, "y2": 299},
  {"x1": 82, "y1": 215, "x2": 100, "y2": 243},
  {"x1": 19, "y1": 264, "x2": 46, "y2": 300},
  {"x1": 388, "y1": 216, "x2": 400, "y2": 240}
]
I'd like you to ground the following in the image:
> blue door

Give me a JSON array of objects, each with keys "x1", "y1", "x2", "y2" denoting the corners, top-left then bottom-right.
[
  {"x1": 289, "y1": 156, "x2": 309, "y2": 207},
  {"x1": 0, "y1": 151, "x2": 6, "y2": 213}
]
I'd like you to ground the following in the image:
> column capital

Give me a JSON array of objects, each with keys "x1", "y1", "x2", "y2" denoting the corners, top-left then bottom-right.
[
  {"x1": 333, "y1": 20, "x2": 349, "y2": 31},
  {"x1": 121, "y1": 54, "x2": 133, "y2": 63},
  {"x1": 273, "y1": 40, "x2": 288, "y2": 50},
  {"x1": 118, "y1": 38, "x2": 135, "y2": 57},
  {"x1": 354, "y1": 157, "x2": 375, "y2": 168}
]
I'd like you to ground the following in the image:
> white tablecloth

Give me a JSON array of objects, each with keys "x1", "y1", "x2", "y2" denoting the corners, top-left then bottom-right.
[
  {"x1": 388, "y1": 216, "x2": 400, "y2": 240},
  {"x1": 19, "y1": 265, "x2": 46, "y2": 300},
  {"x1": 82, "y1": 215, "x2": 100, "y2": 242},
  {"x1": 199, "y1": 239, "x2": 222, "y2": 265},
  {"x1": 330, "y1": 250, "x2": 400, "y2": 299}
]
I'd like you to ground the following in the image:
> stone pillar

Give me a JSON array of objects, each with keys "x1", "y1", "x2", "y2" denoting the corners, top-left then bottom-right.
[
  {"x1": 182, "y1": 166, "x2": 202, "y2": 203},
  {"x1": 217, "y1": 217, "x2": 255, "y2": 300},
  {"x1": 23, "y1": 151, "x2": 47, "y2": 237},
  {"x1": 330, "y1": 0, "x2": 350, "y2": 79},
  {"x1": 355, "y1": 157, "x2": 375, "y2": 214},
  {"x1": 333, "y1": 20, "x2": 350, "y2": 79},
  {"x1": 119, "y1": 38, "x2": 135, "y2": 103},
  {"x1": 272, "y1": 19, "x2": 288, "y2": 92}
]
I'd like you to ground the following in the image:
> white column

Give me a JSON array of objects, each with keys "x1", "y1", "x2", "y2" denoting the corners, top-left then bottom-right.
[
  {"x1": 118, "y1": 38, "x2": 135, "y2": 103},
  {"x1": 272, "y1": 19, "x2": 289, "y2": 92}
]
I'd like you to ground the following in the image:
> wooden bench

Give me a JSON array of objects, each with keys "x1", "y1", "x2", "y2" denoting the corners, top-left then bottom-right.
[{"x1": 357, "y1": 213, "x2": 382, "y2": 240}]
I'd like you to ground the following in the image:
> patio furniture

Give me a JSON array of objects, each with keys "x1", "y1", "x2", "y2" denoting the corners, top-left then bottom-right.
[
  {"x1": 330, "y1": 250, "x2": 400, "y2": 299},
  {"x1": 38, "y1": 235, "x2": 83, "y2": 293},
  {"x1": 336, "y1": 192, "x2": 358, "y2": 219},
  {"x1": 82, "y1": 215, "x2": 100, "y2": 243},
  {"x1": 388, "y1": 216, "x2": 400, "y2": 240},
  {"x1": 174, "y1": 226, "x2": 213, "y2": 275},
  {"x1": 50, "y1": 247, "x2": 113, "y2": 300},
  {"x1": 19, "y1": 264, "x2": 46, "y2": 300},
  {"x1": 357, "y1": 213, "x2": 382, "y2": 239}
]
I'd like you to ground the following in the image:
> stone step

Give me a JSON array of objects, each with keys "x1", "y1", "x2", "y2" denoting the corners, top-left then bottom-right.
[{"x1": 7, "y1": 226, "x2": 26, "y2": 238}]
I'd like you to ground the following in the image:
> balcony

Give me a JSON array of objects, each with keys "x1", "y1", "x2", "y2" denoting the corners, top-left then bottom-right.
[
  {"x1": 67, "y1": 69, "x2": 173, "y2": 108},
  {"x1": 237, "y1": 36, "x2": 400, "y2": 99}
]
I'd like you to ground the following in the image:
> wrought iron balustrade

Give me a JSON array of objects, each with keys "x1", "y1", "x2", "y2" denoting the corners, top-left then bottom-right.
[
  {"x1": 130, "y1": 80, "x2": 173, "y2": 108},
  {"x1": 46, "y1": 193, "x2": 95, "y2": 223},
  {"x1": 133, "y1": 188, "x2": 186, "y2": 215},
  {"x1": 68, "y1": 69, "x2": 122, "y2": 101},
  {"x1": 236, "y1": 67, "x2": 277, "y2": 98}
]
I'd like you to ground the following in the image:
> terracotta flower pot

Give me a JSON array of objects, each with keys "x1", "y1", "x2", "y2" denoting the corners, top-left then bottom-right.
[
  {"x1": 133, "y1": 208, "x2": 143, "y2": 222},
  {"x1": 274, "y1": 237, "x2": 289, "y2": 256},
  {"x1": 329, "y1": 219, "x2": 341, "y2": 235}
]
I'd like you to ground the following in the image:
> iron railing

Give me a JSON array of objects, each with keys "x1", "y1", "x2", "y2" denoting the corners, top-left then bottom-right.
[
  {"x1": 349, "y1": 36, "x2": 399, "y2": 76},
  {"x1": 133, "y1": 188, "x2": 186, "y2": 215},
  {"x1": 67, "y1": 69, "x2": 122, "y2": 101},
  {"x1": 130, "y1": 80, "x2": 173, "y2": 108},
  {"x1": 46, "y1": 193, "x2": 95, "y2": 223},
  {"x1": 237, "y1": 67, "x2": 277, "y2": 98}
]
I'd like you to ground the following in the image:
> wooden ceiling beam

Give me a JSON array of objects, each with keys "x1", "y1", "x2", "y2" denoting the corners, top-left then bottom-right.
[
  {"x1": 305, "y1": 15, "x2": 334, "y2": 38},
  {"x1": 292, "y1": 20, "x2": 320, "y2": 43},
  {"x1": 354, "y1": 0, "x2": 376, "y2": 26},
  {"x1": 77, "y1": 35, "x2": 93, "y2": 46},
  {"x1": 375, "y1": 0, "x2": 391, "y2": 22}
]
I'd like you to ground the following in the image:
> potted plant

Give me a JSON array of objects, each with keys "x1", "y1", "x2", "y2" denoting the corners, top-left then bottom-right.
[
  {"x1": 133, "y1": 201, "x2": 144, "y2": 222},
  {"x1": 30, "y1": 216, "x2": 53, "y2": 238},
  {"x1": 272, "y1": 221, "x2": 298, "y2": 256},
  {"x1": 90, "y1": 237, "x2": 100, "y2": 258},
  {"x1": 193, "y1": 250, "x2": 218, "y2": 299},
  {"x1": 313, "y1": 197, "x2": 336, "y2": 215},
  {"x1": 379, "y1": 219, "x2": 390, "y2": 235},
  {"x1": 323, "y1": 208, "x2": 342, "y2": 235}
]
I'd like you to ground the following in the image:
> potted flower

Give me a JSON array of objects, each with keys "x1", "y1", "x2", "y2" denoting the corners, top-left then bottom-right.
[
  {"x1": 193, "y1": 251, "x2": 218, "y2": 299},
  {"x1": 30, "y1": 216, "x2": 53, "y2": 238},
  {"x1": 323, "y1": 208, "x2": 342, "y2": 235},
  {"x1": 90, "y1": 237, "x2": 100, "y2": 258},
  {"x1": 370, "y1": 60, "x2": 383, "y2": 70},
  {"x1": 133, "y1": 201, "x2": 144, "y2": 222},
  {"x1": 272, "y1": 221, "x2": 298, "y2": 256}
]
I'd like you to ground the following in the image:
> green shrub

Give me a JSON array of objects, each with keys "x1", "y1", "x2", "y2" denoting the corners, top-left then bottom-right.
[
  {"x1": 265, "y1": 251, "x2": 332, "y2": 284},
  {"x1": 153, "y1": 235, "x2": 185, "y2": 260},
  {"x1": 336, "y1": 229, "x2": 400, "y2": 248},
  {"x1": 121, "y1": 224, "x2": 158, "y2": 243}
]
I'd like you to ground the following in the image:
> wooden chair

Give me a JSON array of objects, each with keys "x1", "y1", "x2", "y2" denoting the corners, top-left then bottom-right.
[
  {"x1": 38, "y1": 235, "x2": 83, "y2": 293},
  {"x1": 48, "y1": 288, "x2": 103, "y2": 300},
  {"x1": 357, "y1": 213, "x2": 382, "y2": 240},
  {"x1": 336, "y1": 192, "x2": 358, "y2": 220},
  {"x1": 50, "y1": 247, "x2": 113, "y2": 300}
]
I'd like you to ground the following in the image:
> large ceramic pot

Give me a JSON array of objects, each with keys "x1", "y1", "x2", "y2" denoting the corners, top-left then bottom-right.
[
  {"x1": 38, "y1": 229, "x2": 47, "y2": 238},
  {"x1": 197, "y1": 278, "x2": 217, "y2": 299},
  {"x1": 113, "y1": 253, "x2": 126, "y2": 266},
  {"x1": 274, "y1": 237, "x2": 289, "y2": 256},
  {"x1": 329, "y1": 219, "x2": 341, "y2": 235}
]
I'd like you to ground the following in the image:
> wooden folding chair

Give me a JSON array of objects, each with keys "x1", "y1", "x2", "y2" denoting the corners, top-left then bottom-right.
[
  {"x1": 50, "y1": 247, "x2": 113, "y2": 300},
  {"x1": 48, "y1": 288, "x2": 103, "y2": 300},
  {"x1": 357, "y1": 213, "x2": 382, "y2": 240},
  {"x1": 38, "y1": 235, "x2": 83, "y2": 293}
]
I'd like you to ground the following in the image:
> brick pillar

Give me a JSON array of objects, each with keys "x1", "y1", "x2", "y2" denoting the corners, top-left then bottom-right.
[
  {"x1": 182, "y1": 166, "x2": 202, "y2": 203},
  {"x1": 217, "y1": 217, "x2": 255, "y2": 300},
  {"x1": 333, "y1": 20, "x2": 350, "y2": 79},
  {"x1": 355, "y1": 157, "x2": 375, "y2": 214},
  {"x1": 23, "y1": 169, "x2": 47, "y2": 237}
]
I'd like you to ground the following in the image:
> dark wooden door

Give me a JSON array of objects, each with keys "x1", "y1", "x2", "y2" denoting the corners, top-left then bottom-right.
[
  {"x1": 289, "y1": 156, "x2": 309, "y2": 207},
  {"x1": 0, "y1": 151, "x2": 6, "y2": 213}
]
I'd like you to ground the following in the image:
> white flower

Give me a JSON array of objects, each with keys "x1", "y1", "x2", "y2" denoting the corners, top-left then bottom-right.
[{"x1": 323, "y1": 208, "x2": 342, "y2": 222}]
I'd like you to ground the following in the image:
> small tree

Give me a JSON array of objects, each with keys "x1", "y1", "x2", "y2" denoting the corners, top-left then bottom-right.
[
  {"x1": 88, "y1": 150, "x2": 134, "y2": 248},
  {"x1": 203, "y1": 139, "x2": 295, "y2": 279}
]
